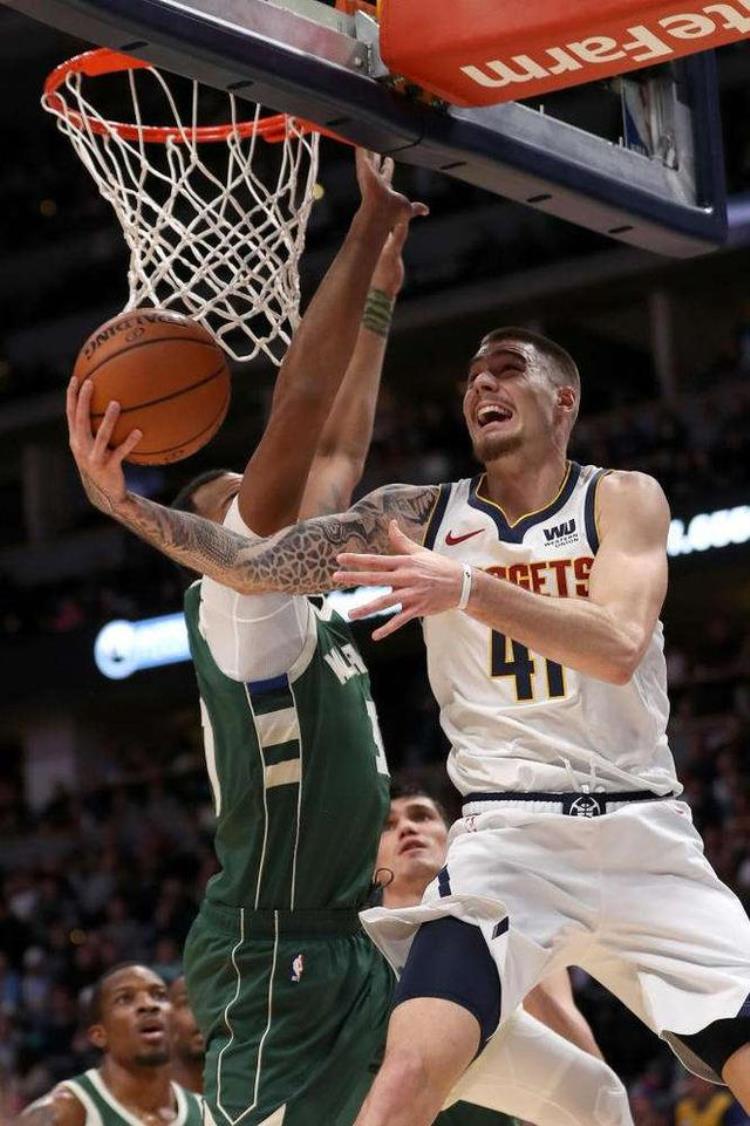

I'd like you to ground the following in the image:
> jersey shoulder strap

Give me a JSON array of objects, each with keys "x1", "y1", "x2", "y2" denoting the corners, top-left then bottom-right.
[
  {"x1": 422, "y1": 481, "x2": 463, "y2": 550},
  {"x1": 173, "y1": 1084, "x2": 205, "y2": 1126},
  {"x1": 579, "y1": 463, "x2": 613, "y2": 553}
]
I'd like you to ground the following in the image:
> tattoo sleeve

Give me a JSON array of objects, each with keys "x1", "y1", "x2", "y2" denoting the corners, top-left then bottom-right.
[{"x1": 112, "y1": 483, "x2": 440, "y2": 594}]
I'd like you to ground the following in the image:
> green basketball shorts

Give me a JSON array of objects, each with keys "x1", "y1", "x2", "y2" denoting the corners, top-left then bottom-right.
[{"x1": 183, "y1": 900, "x2": 393, "y2": 1126}]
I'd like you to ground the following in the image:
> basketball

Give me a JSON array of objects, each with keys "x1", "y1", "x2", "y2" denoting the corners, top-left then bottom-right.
[{"x1": 72, "y1": 308, "x2": 231, "y2": 465}]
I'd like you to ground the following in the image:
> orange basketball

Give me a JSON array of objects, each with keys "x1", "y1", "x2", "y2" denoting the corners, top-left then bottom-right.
[{"x1": 73, "y1": 308, "x2": 231, "y2": 465}]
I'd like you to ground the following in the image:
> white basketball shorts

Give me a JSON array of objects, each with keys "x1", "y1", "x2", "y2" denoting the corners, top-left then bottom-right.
[{"x1": 361, "y1": 798, "x2": 750, "y2": 1080}]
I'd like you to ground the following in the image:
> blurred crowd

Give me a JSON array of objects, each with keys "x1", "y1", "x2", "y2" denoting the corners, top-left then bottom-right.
[{"x1": 0, "y1": 746, "x2": 215, "y2": 1116}]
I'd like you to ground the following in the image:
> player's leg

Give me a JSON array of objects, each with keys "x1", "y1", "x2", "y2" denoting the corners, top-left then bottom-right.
[
  {"x1": 523, "y1": 968, "x2": 604, "y2": 1059},
  {"x1": 356, "y1": 916, "x2": 500, "y2": 1126},
  {"x1": 448, "y1": 1007, "x2": 634, "y2": 1126},
  {"x1": 670, "y1": 1007, "x2": 750, "y2": 1111},
  {"x1": 584, "y1": 801, "x2": 750, "y2": 1110},
  {"x1": 357, "y1": 998, "x2": 479, "y2": 1126},
  {"x1": 722, "y1": 1042, "x2": 750, "y2": 1108}
]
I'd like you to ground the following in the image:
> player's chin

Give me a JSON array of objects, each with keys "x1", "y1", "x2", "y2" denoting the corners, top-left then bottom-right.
[
  {"x1": 472, "y1": 429, "x2": 523, "y2": 463},
  {"x1": 134, "y1": 1048, "x2": 171, "y2": 1067}
]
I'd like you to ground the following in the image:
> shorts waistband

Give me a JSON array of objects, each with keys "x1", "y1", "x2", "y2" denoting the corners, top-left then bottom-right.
[
  {"x1": 200, "y1": 899, "x2": 363, "y2": 937},
  {"x1": 462, "y1": 789, "x2": 674, "y2": 819}
]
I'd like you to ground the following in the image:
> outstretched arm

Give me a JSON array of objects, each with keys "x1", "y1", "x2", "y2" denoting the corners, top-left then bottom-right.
[
  {"x1": 237, "y1": 153, "x2": 425, "y2": 535},
  {"x1": 66, "y1": 375, "x2": 439, "y2": 594},
  {"x1": 299, "y1": 221, "x2": 409, "y2": 519},
  {"x1": 110, "y1": 482, "x2": 437, "y2": 595}
]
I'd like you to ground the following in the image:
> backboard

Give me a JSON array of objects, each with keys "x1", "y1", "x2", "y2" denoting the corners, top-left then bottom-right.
[{"x1": 2, "y1": 0, "x2": 730, "y2": 256}]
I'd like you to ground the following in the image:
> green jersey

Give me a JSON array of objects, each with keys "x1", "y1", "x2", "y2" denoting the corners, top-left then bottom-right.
[
  {"x1": 60, "y1": 1070, "x2": 203, "y2": 1126},
  {"x1": 184, "y1": 585, "x2": 390, "y2": 911}
]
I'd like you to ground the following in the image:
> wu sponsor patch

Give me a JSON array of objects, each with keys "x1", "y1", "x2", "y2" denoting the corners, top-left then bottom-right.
[
  {"x1": 542, "y1": 518, "x2": 579, "y2": 548},
  {"x1": 290, "y1": 953, "x2": 304, "y2": 983}
]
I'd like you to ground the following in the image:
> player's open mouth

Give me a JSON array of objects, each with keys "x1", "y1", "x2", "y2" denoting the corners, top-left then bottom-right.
[
  {"x1": 399, "y1": 839, "x2": 427, "y2": 855},
  {"x1": 477, "y1": 403, "x2": 513, "y2": 428},
  {"x1": 138, "y1": 1022, "x2": 166, "y2": 1040}
]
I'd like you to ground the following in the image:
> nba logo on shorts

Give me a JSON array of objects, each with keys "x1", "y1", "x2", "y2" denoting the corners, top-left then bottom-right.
[
  {"x1": 565, "y1": 794, "x2": 603, "y2": 818},
  {"x1": 291, "y1": 954, "x2": 304, "y2": 983}
]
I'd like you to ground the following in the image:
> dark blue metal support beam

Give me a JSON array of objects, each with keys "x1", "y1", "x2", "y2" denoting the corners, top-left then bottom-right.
[{"x1": 3, "y1": 0, "x2": 729, "y2": 256}]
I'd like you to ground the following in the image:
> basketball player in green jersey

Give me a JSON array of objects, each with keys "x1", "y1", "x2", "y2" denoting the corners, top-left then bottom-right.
[
  {"x1": 19, "y1": 964, "x2": 203, "y2": 1126},
  {"x1": 177, "y1": 156, "x2": 423, "y2": 1126},
  {"x1": 166, "y1": 777, "x2": 632, "y2": 1125},
  {"x1": 66, "y1": 152, "x2": 425, "y2": 1126},
  {"x1": 168, "y1": 977, "x2": 204, "y2": 1096}
]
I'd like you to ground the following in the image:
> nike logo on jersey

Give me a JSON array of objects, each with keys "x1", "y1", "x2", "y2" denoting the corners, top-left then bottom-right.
[{"x1": 445, "y1": 528, "x2": 483, "y2": 546}]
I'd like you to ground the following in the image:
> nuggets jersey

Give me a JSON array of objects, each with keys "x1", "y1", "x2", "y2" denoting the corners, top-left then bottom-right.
[
  {"x1": 61, "y1": 1070, "x2": 203, "y2": 1126},
  {"x1": 422, "y1": 462, "x2": 679, "y2": 796}
]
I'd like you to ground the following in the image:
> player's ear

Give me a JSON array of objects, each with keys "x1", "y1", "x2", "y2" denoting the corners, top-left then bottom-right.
[
  {"x1": 557, "y1": 385, "x2": 577, "y2": 413},
  {"x1": 88, "y1": 1023, "x2": 107, "y2": 1051}
]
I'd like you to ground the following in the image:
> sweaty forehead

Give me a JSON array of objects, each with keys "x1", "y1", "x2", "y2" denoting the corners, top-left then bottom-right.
[
  {"x1": 390, "y1": 796, "x2": 439, "y2": 819},
  {"x1": 472, "y1": 339, "x2": 533, "y2": 365},
  {"x1": 104, "y1": 965, "x2": 165, "y2": 1000}
]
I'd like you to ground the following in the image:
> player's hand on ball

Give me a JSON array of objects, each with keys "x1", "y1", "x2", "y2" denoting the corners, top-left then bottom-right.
[
  {"x1": 334, "y1": 521, "x2": 465, "y2": 640},
  {"x1": 66, "y1": 376, "x2": 141, "y2": 515},
  {"x1": 355, "y1": 149, "x2": 428, "y2": 228}
]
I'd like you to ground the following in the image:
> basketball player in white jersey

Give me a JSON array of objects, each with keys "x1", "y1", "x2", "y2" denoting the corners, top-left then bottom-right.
[
  {"x1": 65, "y1": 329, "x2": 750, "y2": 1115},
  {"x1": 19, "y1": 964, "x2": 203, "y2": 1126}
]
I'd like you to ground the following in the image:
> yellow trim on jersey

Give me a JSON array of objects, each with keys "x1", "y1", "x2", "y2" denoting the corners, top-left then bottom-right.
[{"x1": 475, "y1": 461, "x2": 572, "y2": 528}]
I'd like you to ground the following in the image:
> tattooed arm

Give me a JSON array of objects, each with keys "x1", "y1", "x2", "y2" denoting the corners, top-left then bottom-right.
[
  {"x1": 108, "y1": 482, "x2": 439, "y2": 595},
  {"x1": 66, "y1": 372, "x2": 438, "y2": 594}
]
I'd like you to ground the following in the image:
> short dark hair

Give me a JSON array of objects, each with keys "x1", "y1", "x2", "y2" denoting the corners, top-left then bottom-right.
[
  {"x1": 85, "y1": 962, "x2": 149, "y2": 1027},
  {"x1": 170, "y1": 468, "x2": 234, "y2": 515},
  {"x1": 481, "y1": 327, "x2": 580, "y2": 393},
  {"x1": 389, "y1": 777, "x2": 449, "y2": 827}
]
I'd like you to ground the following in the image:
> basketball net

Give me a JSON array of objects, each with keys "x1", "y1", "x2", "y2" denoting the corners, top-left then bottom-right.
[{"x1": 43, "y1": 51, "x2": 321, "y2": 364}]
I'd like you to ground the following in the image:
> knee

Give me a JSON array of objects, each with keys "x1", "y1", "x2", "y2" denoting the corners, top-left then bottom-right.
[{"x1": 378, "y1": 1046, "x2": 432, "y2": 1103}]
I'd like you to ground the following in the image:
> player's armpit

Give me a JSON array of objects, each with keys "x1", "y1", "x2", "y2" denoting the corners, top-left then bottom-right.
[
  {"x1": 19, "y1": 1087, "x2": 86, "y2": 1126},
  {"x1": 587, "y1": 470, "x2": 670, "y2": 675},
  {"x1": 112, "y1": 482, "x2": 439, "y2": 596}
]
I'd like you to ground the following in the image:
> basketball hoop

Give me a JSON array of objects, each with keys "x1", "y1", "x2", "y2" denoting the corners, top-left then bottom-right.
[{"x1": 43, "y1": 49, "x2": 326, "y2": 364}]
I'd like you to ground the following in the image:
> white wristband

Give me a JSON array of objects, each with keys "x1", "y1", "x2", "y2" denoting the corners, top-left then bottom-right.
[{"x1": 457, "y1": 563, "x2": 473, "y2": 611}]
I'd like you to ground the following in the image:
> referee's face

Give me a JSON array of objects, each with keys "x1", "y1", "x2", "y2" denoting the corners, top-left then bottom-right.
[{"x1": 377, "y1": 797, "x2": 448, "y2": 900}]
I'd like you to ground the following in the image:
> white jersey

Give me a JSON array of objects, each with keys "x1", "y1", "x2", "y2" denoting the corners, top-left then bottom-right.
[{"x1": 422, "y1": 461, "x2": 679, "y2": 796}]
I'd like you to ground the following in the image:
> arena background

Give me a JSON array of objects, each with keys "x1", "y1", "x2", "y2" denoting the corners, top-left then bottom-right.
[{"x1": 0, "y1": 10, "x2": 748, "y2": 1122}]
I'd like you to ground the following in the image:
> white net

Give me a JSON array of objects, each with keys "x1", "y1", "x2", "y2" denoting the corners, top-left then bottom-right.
[{"x1": 43, "y1": 51, "x2": 321, "y2": 364}]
